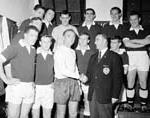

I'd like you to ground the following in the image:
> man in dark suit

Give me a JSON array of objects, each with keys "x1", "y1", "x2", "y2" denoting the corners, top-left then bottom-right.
[
  {"x1": 40, "y1": 8, "x2": 55, "y2": 37},
  {"x1": 86, "y1": 34, "x2": 123, "y2": 118}
]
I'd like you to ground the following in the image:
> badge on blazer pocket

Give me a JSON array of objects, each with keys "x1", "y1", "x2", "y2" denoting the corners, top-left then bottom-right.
[{"x1": 103, "y1": 65, "x2": 110, "y2": 75}]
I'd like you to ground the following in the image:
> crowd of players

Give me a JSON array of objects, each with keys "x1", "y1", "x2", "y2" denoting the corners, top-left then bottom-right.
[{"x1": 0, "y1": 4, "x2": 150, "y2": 118}]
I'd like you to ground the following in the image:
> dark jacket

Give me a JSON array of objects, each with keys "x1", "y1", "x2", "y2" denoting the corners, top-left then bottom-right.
[
  {"x1": 87, "y1": 49, "x2": 123, "y2": 104},
  {"x1": 40, "y1": 22, "x2": 54, "y2": 37}
]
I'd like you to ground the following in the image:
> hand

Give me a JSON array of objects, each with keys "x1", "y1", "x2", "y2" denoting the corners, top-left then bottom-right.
[
  {"x1": 50, "y1": 83, "x2": 54, "y2": 89},
  {"x1": 79, "y1": 74, "x2": 88, "y2": 83},
  {"x1": 6, "y1": 78, "x2": 20, "y2": 85},
  {"x1": 112, "y1": 98, "x2": 118, "y2": 104},
  {"x1": 124, "y1": 68, "x2": 128, "y2": 75}
]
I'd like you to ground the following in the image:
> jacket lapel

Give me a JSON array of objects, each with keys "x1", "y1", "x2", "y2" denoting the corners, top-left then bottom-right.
[{"x1": 98, "y1": 49, "x2": 109, "y2": 64}]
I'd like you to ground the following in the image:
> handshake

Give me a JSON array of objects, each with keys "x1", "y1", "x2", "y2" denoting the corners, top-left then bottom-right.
[{"x1": 79, "y1": 73, "x2": 88, "y2": 83}]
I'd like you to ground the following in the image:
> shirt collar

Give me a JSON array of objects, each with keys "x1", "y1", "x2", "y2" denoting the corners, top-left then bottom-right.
[
  {"x1": 37, "y1": 47, "x2": 52, "y2": 55},
  {"x1": 82, "y1": 21, "x2": 95, "y2": 27},
  {"x1": 109, "y1": 21, "x2": 122, "y2": 26},
  {"x1": 76, "y1": 45, "x2": 90, "y2": 51},
  {"x1": 100, "y1": 48, "x2": 108, "y2": 57},
  {"x1": 129, "y1": 25, "x2": 144, "y2": 31},
  {"x1": 43, "y1": 20, "x2": 52, "y2": 26},
  {"x1": 19, "y1": 39, "x2": 34, "y2": 48}
]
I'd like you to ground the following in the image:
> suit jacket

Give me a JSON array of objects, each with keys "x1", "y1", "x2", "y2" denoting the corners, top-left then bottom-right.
[
  {"x1": 87, "y1": 49, "x2": 123, "y2": 104},
  {"x1": 40, "y1": 22, "x2": 54, "y2": 37}
]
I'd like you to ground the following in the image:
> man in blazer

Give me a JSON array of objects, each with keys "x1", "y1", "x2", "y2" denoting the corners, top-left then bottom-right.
[{"x1": 86, "y1": 34, "x2": 123, "y2": 118}]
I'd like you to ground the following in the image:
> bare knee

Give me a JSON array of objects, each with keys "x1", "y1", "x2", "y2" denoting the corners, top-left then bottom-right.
[
  {"x1": 32, "y1": 108, "x2": 40, "y2": 118},
  {"x1": 56, "y1": 104, "x2": 66, "y2": 118},
  {"x1": 139, "y1": 80, "x2": 147, "y2": 89},
  {"x1": 43, "y1": 108, "x2": 52, "y2": 118},
  {"x1": 8, "y1": 110, "x2": 20, "y2": 118},
  {"x1": 69, "y1": 110, "x2": 77, "y2": 118},
  {"x1": 127, "y1": 78, "x2": 135, "y2": 88}
]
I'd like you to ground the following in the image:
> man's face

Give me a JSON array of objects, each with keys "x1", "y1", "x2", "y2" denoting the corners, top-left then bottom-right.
[
  {"x1": 64, "y1": 31, "x2": 76, "y2": 46},
  {"x1": 84, "y1": 10, "x2": 95, "y2": 22},
  {"x1": 110, "y1": 9, "x2": 121, "y2": 22},
  {"x1": 45, "y1": 9, "x2": 55, "y2": 22},
  {"x1": 25, "y1": 29, "x2": 38, "y2": 46},
  {"x1": 30, "y1": 20, "x2": 42, "y2": 31},
  {"x1": 95, "y1": 35, "x2": 107, "y2": 50},
  {"x1": 60, "y1": 14, "x2": 70, "y2": 26},
  {"x1": 79, "y1": 35, "x2": 89, "y2": 47},
  {"x1": 129, "y1": 15, "x2": 140, "y2": 28},
  {"x1": 110, "y1": 39, "x2": 121, "y2": 51},
  {"x1": 34, "y1": 8, "x2": 45, "y2": 19},
  {"x1": 40, "y1": 37, "x2": 51, "y2": 51}
]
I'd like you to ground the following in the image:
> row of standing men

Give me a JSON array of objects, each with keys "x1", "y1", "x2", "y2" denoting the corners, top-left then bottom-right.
[{"x1": 0, "y1": 5, "x2": 150, "y2": 118}]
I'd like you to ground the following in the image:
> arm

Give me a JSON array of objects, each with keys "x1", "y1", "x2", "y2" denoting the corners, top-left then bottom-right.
[
  {"x1": 112, "y1": 54, "x2": 124, "y2": 101},
  {"x1": 123, "y1": 38, "x2": 145, "y2": 48},
  {"x1": 51, "y1": 28, "x2": 56, "y2": 41},
  {"x1": 131, "y1": 35, "x2": 150, "y2": 45},
  {"x1": 121, "y1": 51, "x2": 129, "y2": 74},
  {"x1": 0, "y1": 56, "x2": 9, "y2": 84},
  {"x1": 86, "y1": 55, "x2": 95, "y2": 85},
  {"x1": 0, "y1": 55, "x2": 20, "y2": 85},
  {"x1": 0, "y1": 45, "x2": 20, "y2": 84}
]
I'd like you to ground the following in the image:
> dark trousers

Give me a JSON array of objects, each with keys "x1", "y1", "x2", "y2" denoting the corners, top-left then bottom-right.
[{"x1": 89, "y1": 91, "x2": 112, "y2": 118}]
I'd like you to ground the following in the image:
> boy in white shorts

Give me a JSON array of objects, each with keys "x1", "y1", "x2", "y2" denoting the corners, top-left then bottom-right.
[
  {"x1": 0, "y1": 25, "x2": 39, "y2": 118},
  {"x1": 32, "y1": 35, "x2": 54, "y2": 118}
]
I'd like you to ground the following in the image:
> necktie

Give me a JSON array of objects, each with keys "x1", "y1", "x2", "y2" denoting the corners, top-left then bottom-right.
[{"x1": 98, "y1": 51, "x2": 101, "y2": 63}]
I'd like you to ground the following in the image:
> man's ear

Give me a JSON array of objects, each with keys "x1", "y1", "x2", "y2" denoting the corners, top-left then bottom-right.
[
  {"x1": 119, "y1": 42, "x2": 122, "y2": 47},
  {"x1": 139, "y1": 17, "x2": 141, "y2": 22},
  {"x1": 59, "y1": 16, "x2": 62, "y2": 21},
  {"x1": 39, "y1": 41, "x2": 41, "y2": 46},
  {"x1": 93, "y1": 14, "x2": 96, "y2": 19},
  {"x1": 119, "y1": 13, "x2": 122, "y2": 18},
  {"x1": 69, "y1": 16, "x2": 71, "y2": 21}
]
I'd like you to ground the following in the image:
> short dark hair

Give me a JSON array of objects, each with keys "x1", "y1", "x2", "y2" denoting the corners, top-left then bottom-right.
[
  {"x1": 33, "y1": 4, "x2": 44, "y2": 11},
  {"x1": 63, "y1": 29, "x2": 75, "y2": 36},
  {"x1": 45, "y1": 8, "x2": 55, "y2": 14},
  {"x1": 96, "y1": 33, "x2": 108, "y2": 41},
  {"x1": 60, "y1": 10, "x2": 70, "y2": 16},
  {"x1": 80, "y1": 32, "x2": 90, "y2": 40},
  {"x1": 44, "y1": 8, "x2": 55, "y2": 18},
  {"x1": 40, "y1": 35, "x2": 53, "y2": 42},
  {"x1": 129, "y1": 11, "x2": 141, "y2": 18},
  {"x1": 24, "y1": 25, "x2": 39, "y2": 34},
  {"x1": 110, "y1": 36, "x2": 122, "y2": 43},
  {"x1": 110, "y1": 7, "x2": 122, "y2": 14},
  {"x1": 85, "y1": 8, "x2": 96, "y2": 15}
]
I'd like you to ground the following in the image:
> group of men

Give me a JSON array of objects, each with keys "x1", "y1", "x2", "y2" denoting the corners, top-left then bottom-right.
[{"x1": 0, "y1": 4, "x2": 150, "y2": 118}]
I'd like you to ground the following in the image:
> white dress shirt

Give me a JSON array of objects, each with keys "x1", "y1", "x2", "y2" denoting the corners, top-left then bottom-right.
[{"x1": 100, "y1": 48, "x2": 108, "y2": 58}]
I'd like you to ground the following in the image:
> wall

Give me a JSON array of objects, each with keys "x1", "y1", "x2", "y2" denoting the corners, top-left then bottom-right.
[
  {"x1": 0, "y1": 0, "x2": 35, "y2": 23},
  {"x1": 86, "y1": 0, "x2": 123, "y2": 21}
]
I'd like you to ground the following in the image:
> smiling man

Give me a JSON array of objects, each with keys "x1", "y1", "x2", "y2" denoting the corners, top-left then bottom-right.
[
  {"x1": 86, "y1": 34, "x2": 123, "y2": 118},
  {"x1": 52, "y1": 10, "x2": 78, "y2": 51}
]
